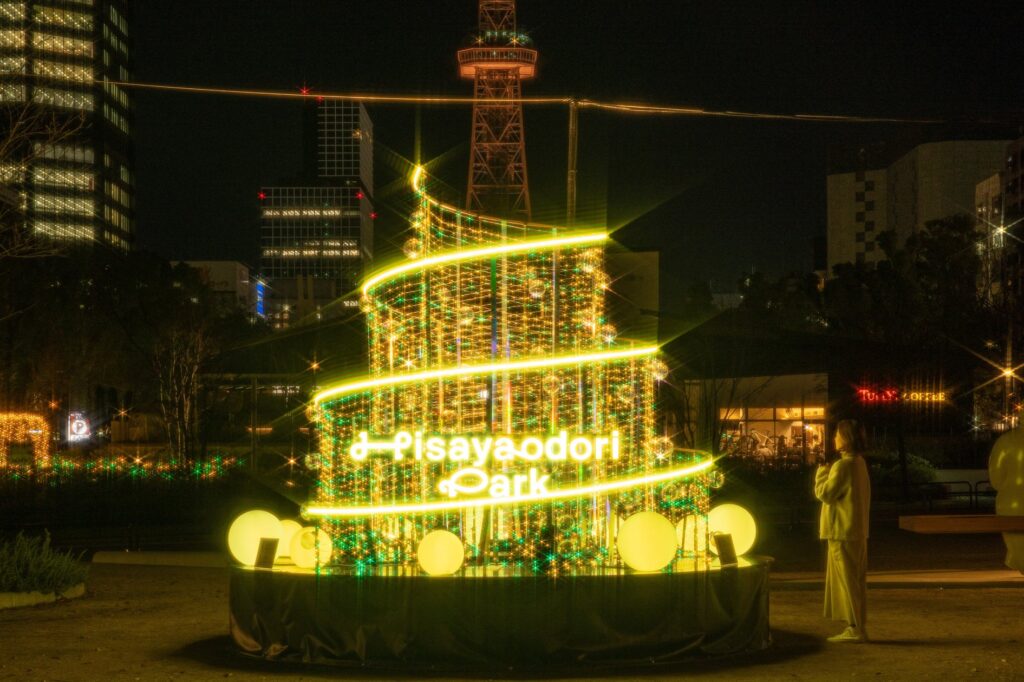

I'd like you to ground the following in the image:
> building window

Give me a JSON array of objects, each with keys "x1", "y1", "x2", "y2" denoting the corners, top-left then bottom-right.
[
  {"x1": 0, "y1": 57, "x2": 25, "y2": 75},
  {"x1": 33, "y1": 193, "x2": 94, "y2": 216},
  {"x1": 32, "y1": 87, "x2": 93, "y2": 111},
  {"x1": 0, "y1": 2, "x2": 26, "y2": 22},
  {"x1": 34, "y1": 143, "x2": 94, "y2": 164},
  {"x1": 855, "y1": 232, "x2": 866, "y2": 243},
  {"x1": 32, "y1": 221, "x2": 93, "y2": 240},
  {"x1": 0, "y1": 29, "x2": 25, "y2": 49},
  {"x1": 855, "y1": 191, "x2": 864, "y2": 202},
  {"x1": 33, "y1": 60, "x2": 92, "y2": 82},
  {"x1": 865, "y1": 180, "x2": 875, "y2": 191},
  {"x1": 855, "y1": 211, "x2": 865, "y2": 222},
  {"x1": 32, "y1": 167, "x2": 94, "y2": 189},
  {"x1": 33, "y1": 6, "x2": 92, "y2": 32},
  {"x1": 865, "y1": 200, "x2": 875, "y2": 211},
  {"x1": 0, "y1": 82, "x2": 25, "y2": 102},
  {"x1": 865, "y1": 220, "x2": 875, "y2": 231},
  {"x1": 32, "y1": 33, "x2": 93, "y2": 57}
]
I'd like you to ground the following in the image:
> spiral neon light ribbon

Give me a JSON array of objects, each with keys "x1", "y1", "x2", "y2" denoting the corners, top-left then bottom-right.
[
  {"x1": 308, "y1": 165, "x2": 714, "y2": 522},
  {"x1": 303, "y1": 456, "x2": 714, "y2": 518}
]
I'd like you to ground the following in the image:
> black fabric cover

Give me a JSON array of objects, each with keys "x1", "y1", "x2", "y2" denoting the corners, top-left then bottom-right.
[{"x1": 229, "y1": 559, "x2": 771, "y2": 668}]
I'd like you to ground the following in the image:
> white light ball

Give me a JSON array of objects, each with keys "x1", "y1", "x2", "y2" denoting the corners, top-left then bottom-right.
[
  {"x1": 417, "y1": 529, "x2": 465, "y2": 576},
  {"x1": 651, "y1": 435, "x2": 675, "y2": 459},
  {"x1": 227, "y1": 510, "x2": 282, "y2": 566},
  {"x1": 403, "y1": 237, "x2": 422, "y2": 259},
  {"x1": 617, "y1": 511, "x2": 677, "y2": 572},
  {"x1": 290, "y1": 526, "x2": 333, "y2": 569},
  {"x1": 708, "y1": 503, "x2": 758, "y2": 556},
  {"x1": 276, "y1": 519, "x2": 303, "y2": 559}
]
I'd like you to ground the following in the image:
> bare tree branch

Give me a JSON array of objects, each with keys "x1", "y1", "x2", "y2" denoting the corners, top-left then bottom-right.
[{"x1": 0, "y1": 102, "x2": 88, "y2": 261}]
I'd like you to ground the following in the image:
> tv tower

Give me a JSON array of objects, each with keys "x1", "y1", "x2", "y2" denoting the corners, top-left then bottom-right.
[{"x1": 458, "y1": 1, "x2": 537, "y2": 220}]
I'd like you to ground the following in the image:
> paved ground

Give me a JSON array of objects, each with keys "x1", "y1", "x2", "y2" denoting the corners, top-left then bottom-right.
[{"x1": 1, "y1": 562, "x2": 1022, "y2": 682}]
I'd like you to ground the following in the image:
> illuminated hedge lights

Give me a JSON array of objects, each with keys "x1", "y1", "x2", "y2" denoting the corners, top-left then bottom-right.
[
  {"x1": 0, "y1": 413, "x2": 51, "y2": 469},
  {"x1": 304, "y1": 165, "x2": 716, "y2": 574}
]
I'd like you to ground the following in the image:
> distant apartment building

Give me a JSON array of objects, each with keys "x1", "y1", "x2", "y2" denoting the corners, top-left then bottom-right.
[
  {"x1": 974, "y1": 136, "x2": 1024, "y2": 306},
  {"x1": 259, "y1": 100, "x2": 373, "y2": 329},
  {"x1": 0, "y1": 0, "x2": 135, "y2": 251},
  {"x1": 1004, "y1": 137, "x2": 1024, "y2": 219},
  {"x1": 178, "y1": 260, "x2": 255, "y2": 317},
  {"x1": 827, "y1": 140, "x2": 1009, "y2": 272}
]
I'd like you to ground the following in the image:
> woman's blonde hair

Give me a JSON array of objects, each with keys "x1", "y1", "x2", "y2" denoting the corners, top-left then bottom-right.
[{"x1": 835, "y1": 419, "x2": 867, "y2": 454}]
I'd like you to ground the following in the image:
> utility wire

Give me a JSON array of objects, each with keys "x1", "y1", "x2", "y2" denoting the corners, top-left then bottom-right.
[{"x1": 102, "y1": 79, "x2": 954, "y2": 125}]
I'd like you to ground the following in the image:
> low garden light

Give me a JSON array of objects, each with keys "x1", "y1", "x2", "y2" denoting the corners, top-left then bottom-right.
[{"x1": 227, "y1": 510, "x2": 282, "y2": 566}]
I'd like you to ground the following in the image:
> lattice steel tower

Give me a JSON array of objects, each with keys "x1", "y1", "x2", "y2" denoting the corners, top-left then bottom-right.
[{"x1": 458, "y1": 0, "x2": 537, "y2": 220}]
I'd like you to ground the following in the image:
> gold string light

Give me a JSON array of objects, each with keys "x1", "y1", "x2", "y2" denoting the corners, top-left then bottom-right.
[{"x1": 307, "y1": 168, "x2": 712, "y2": 573}]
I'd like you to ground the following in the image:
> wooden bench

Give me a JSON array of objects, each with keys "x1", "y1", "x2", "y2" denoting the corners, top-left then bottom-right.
[{"x1": 899, "y1": 514, "x2": 1024, "y2": 534}]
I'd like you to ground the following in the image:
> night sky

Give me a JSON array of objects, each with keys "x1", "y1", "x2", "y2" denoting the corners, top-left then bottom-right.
[{"x1": 133, "y1": 1, "x2": 1024, "y2": 293}]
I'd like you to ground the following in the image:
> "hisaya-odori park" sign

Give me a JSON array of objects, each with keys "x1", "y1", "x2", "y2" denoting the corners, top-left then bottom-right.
[{"x1": 349, "y1": 430, "x2": 621, "y2": 499}]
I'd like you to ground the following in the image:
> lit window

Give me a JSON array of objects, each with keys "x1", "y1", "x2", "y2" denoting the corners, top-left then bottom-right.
[
  {"x1": 34, "y1": 6, "x2": 92, "y2": 32},
  {"x1": 34, "y1": 60, "x2": 92, "y2": 82},
  {"x1": 32, "y1": 167, "x2": 94, "y2": 189},
  {"x1": 0, "y1": 56, "x2": 25, "y2": 74},
  {"x1": 33, "y1": 193, "x2": 94, "y2": 216},
  {"x1": 0, "y1": 29, "x2": 25, "y2": 48},
  {"x1": 0, "y1": 82, "x2": 25, "y2": 102},
  {"x1": 32, "y1": 221, "x2": 93, "y2": 241},
  {"x1": 33, "y1": 87, "x2": 94, "y2": 111},
  {"x1": 0, "y1": 2, "x2": 25, "y2": 21},
  {"x1": 34, "y1": 143, "x2": 94, "y2": 164},
  {"x1": 0, "y1": 163, "x2": 25, "y2": 184},
  {"x1": 33, "y1": 33, "x2": 93, "y2": 57}
]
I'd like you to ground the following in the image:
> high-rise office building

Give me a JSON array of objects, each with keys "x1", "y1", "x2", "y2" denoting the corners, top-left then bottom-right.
[
  {"x1": 259, "y1": 100, "x2": 372, "y2": 329},
  {"x1": 0, "y1": 0, "x2": 134, "y2": 251}
]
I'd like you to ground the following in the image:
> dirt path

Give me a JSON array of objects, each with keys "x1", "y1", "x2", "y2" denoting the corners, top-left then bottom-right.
[{"x1": 0, "y1": 564, "x2": 1021, "y2": 681}]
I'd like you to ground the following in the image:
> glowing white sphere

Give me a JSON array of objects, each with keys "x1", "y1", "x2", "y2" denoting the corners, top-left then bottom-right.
[
  {"x1": 527, "y1": 278, "x2": 547, "y2": 300},
  {"x1": 617, "y1": 511, "x2": 677, "y2": 572},
  {"x1": 227, "y1": 510, "x2": 282, "y2": 566},
  {"x1": 417, "y1": 529, "x2": 465, "y2": 576},
  {"x1": 289, "y1": 526, "x2": 333, "y2": 569},
  {"x1": 651, "y1": 435, "x2": 675, "y2": 459},
  {"x1": 708, "y1": 503, "x2": 757, "y2": 556},
  {"x1": 276, "y1": 519, "x2": 303, "y2": 559},
  {"x1": 403, "y1": 237, "x2": 422, "y2": 259}
]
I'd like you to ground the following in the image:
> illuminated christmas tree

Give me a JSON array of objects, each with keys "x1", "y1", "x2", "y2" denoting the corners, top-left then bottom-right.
[{"x1": 304, "y1": 167, "x2": 714, "y2": 573}]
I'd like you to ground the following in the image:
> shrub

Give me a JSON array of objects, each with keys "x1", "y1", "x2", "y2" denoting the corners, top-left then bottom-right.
[
  {"x1": 865, "y1": 450, "x2": 936, "y2": 490},
  {"x1": 0, "y1": 532, "x2": 88, "y2": 594}
]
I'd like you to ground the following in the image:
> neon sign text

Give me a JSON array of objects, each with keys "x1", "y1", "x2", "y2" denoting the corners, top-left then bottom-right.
[
  {"x1": 348, "y1": 430, "x2": 621, "y2": 465},
  {"x1": 304, "y1": 457, "x2": 716, "y2": 517},
  {"x1": 439, "y1": 466, "x2": 550, "y2": 499},
  {"x1": 856, "y1": 387, "x2": 947, "y2": 404}
]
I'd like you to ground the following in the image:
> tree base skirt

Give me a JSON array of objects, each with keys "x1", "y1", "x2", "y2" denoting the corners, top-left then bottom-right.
[{"x1": 229, "y1": 557, "x2": 772, "y2": 669}]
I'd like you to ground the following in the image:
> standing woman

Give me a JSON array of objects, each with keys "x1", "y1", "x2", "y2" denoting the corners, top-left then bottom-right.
[{"x1": 815, "y1": 419, "x2": 871, "y2": 642}]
